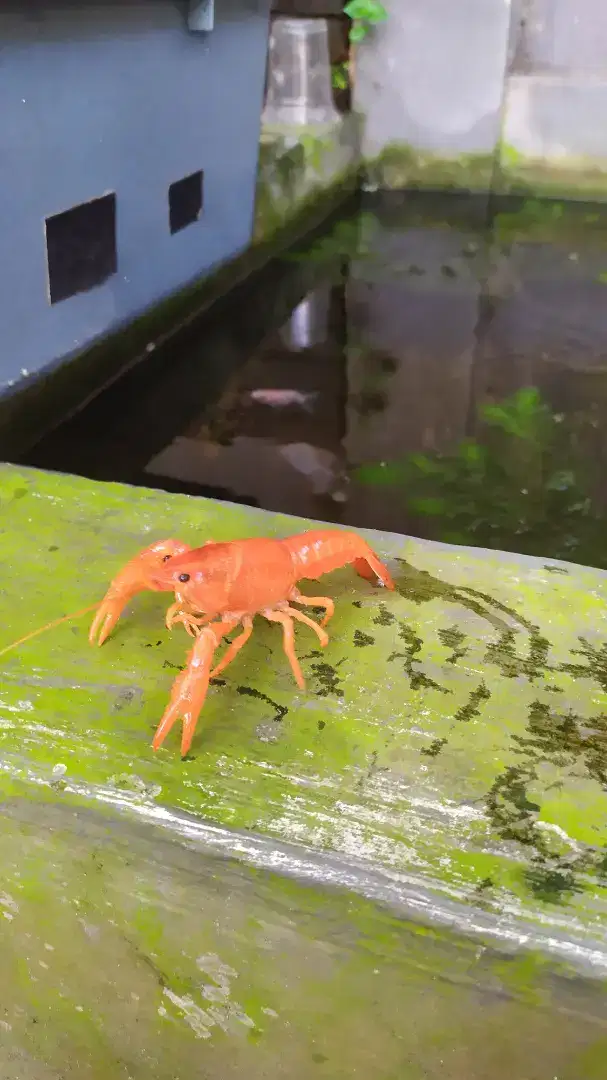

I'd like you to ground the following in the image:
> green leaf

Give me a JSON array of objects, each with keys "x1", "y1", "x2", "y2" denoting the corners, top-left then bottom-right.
[
  {"x1": 408, "y1": 496, "x2": 450, "y2": 517},
  {"x1": 348, "y1": 20, "x2": 368, "y2": 42},
  {"x1": 355, "y1": 461, "x2": 406, "y2": 487},
  {"x1": 515, "y1": 386, "x2": 542, "y2": 413},
  {"x1": 344, "y1": 0, "x2": 388, "y2": 20},
  {"x1": 332, "y1": 63, "x2": 349, "y2": 90},
  {"x1": 458, "y1": 440, "x2": 486, "y2": 467},
  {"x1": 407, "y1": 452, "x2": 444, "y2": 476},
  {"x1": 440, "y1": 530, "x2": 471, "y2": 546}
]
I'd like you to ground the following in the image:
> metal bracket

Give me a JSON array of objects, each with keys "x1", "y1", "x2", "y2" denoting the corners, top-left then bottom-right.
[{"x1": 187, "y1": 0, "x2": 214, "y2": 32}]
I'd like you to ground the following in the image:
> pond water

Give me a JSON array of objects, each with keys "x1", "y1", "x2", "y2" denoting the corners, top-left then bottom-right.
[{"x1": 21, "y1": 190, "x2": 607, "y2": 568}]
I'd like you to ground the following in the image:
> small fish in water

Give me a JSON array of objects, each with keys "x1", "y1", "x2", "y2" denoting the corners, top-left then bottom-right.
[{"x1": 248, "y1": 389, "x2": 317, "y2": 412}]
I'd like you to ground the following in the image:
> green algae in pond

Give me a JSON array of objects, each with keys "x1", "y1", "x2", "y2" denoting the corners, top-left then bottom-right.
[
  {"x1": 357, "y1": 388, "x2": 607, "y2": 571},
  {"x1": 1, "y1": 464, "x2": 607, "y2": 959}
]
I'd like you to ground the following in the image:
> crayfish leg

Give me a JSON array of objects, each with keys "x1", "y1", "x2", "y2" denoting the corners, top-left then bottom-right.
[
  {"x1": 263, "y1": 610, "x2": 305, "y2": 690},
  {"x1": 210, "y1": 616, "x2": 253, "y2": 679},
  {"x1": 289, "y1": 588, "x2": 335, "y2": 628},
  {"x1": 283, "y1": 605, "x2": 328, "y2": 648},
  {"x1": 152, "y1": 618, "x2": 238, "y2": 755},
  {"x1": 165, "y1": 601, "x2": 212, "y2": 638}
]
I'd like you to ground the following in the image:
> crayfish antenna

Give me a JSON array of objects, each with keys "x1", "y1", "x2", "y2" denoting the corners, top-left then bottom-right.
[{"x1": 0, "y1": 603, "x2": 100, "y2": 660}]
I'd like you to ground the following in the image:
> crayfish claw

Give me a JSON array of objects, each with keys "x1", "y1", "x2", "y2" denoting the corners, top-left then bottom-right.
[
  {"x1": 89, "y1": 539, "x2": 192, "y2": 647},
  {"x1": 89, "y1": 600, "x2": 123, "y2": 647}
]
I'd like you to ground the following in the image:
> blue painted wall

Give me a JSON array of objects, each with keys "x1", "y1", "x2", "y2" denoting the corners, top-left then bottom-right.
[{"x1": 0, "y1": 0, "x2": 270, "y2": 392}]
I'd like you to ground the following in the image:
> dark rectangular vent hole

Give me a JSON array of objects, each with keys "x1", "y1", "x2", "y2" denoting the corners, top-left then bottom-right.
[
  {"x1": 45, "y1": 193, "x2": 117, "y2": 305},
  {"x1": 169, "y1": 170, "x2": 203, "y2": 234}
]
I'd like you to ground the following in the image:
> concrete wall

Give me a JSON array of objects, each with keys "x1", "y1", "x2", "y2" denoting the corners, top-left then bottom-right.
[
  {"x1": 354, "y1": 0, "x2": 607, "y2": 199},
  {"x1": 0, "y1": 0, "x2": 270, "y2": 393}
]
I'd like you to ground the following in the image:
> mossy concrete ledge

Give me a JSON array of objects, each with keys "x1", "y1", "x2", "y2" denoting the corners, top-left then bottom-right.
[
  {"x1": 2, "y1": 464, "x2": 607, "y2": 1075},
  {"x1": 254, "y1": 114, "x2": 361, "y2": 241},
  {"x1": 364, "y1": 143, "x2": 496, "y2": 194}
]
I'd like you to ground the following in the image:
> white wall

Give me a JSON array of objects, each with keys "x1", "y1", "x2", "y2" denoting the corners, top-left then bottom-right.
[{"x1": 354, "y1": 0, "x2": 607, "y2": 195}]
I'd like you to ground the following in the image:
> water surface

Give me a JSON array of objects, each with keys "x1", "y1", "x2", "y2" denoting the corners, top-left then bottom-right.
[{"x1": 22, "y1": 190, "x2": 607, "y2": 566}]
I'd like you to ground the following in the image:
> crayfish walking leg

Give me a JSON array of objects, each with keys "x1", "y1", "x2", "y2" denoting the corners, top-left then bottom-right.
[
  {"x1": 263, "y1": 607, "x2": 328, "y2": 690},
  {"x1": 209, "y1": 616, "x2": 253, "y2": 679},
  {"x1": 288, "y1": 588, "x2": 335, "y2": 628}
]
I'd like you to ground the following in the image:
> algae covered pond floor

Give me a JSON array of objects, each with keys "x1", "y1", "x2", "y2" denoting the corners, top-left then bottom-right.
[{"x1": 20, "y1": 189, "x2": 607, "y2": 571}]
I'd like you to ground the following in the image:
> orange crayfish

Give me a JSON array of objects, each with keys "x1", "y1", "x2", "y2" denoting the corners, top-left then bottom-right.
[{"x1": 87, "y1": 529, "x2": 395, "y2": 755}]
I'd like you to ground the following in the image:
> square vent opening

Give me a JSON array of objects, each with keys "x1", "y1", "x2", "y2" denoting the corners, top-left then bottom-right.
[
  {"x1": 169, "y1": 170, "x2": 204, "y2": 234},
  {"x1": 45, "y1": 192, "x2": 117, "y2": 305}
]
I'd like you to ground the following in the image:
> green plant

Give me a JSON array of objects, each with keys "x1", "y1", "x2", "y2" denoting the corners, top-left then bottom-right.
[
  {"x1": 344, "y1": 0, "x2": 388, "y2": 43},
  {"x1": 332, "y1": 61, "x2": 350, "y2": 90},
  {"x1": 356, "y1": 388, "x2": 606, "y2": 567},
  {"x1": 333, "y1": 2, "x2": 387, "y2": 92}
]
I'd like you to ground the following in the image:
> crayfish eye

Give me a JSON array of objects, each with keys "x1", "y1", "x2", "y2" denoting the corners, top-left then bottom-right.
[
  {"x1": 178, "y1": 572, "x2": 190, "y2": 583},
  {"x1": 162, "y1": 554, "x2": 172, "y2": 562}
]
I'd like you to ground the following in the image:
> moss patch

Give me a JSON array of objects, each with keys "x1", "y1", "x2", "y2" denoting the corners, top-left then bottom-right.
[
  {"x1": 364, "y1": 142, "x2": 495, "y2": 193},
  {"x1": 496, "y1": 145, "x2": 607, "y2": 202},
  {"x1": 364, "y1": 139, "x2": 607, "y2": 202},
  {"x1": 255, "y1": 116, "x2": 361, "y2": 241},
  {"x1": 2, "y1": 799, "x2": 606, "y2": 1078}
]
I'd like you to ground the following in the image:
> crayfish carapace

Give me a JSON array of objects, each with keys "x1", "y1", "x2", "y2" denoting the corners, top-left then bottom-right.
[{"x1": 88, "y1": 529, "x2": 395, "y2": 755}]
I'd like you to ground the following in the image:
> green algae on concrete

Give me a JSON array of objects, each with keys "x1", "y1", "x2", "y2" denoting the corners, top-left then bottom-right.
[
  {"x1": 1, "y1": 464, "x2": 607, "y2": 960},
  {"x1": 496, "y1": 144, "x2": 607, "y2": 202},
  {"x1": 254, "y1": 115, "x2": 361, "y2": 243},
  {"x1": 2, "y1": 463, "x2": 607, "y2": 1074},
  {"x1": 364, "y1": 142, "x2": 495, "y2": 194},
  {"x1": 364, "y1": 139, "x2": 607, "y2": 202},
  {"x1": 3, "y1": 798, "x2": 607, "y2": 1080}
]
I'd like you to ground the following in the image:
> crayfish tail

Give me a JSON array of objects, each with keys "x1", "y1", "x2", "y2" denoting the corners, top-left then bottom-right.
[
  {"x1": 354, "y1": 553, "x2": 395, "y2": 590},
  {"x1": 284, "y1": 529, "x2": 394, "y2": 590}
]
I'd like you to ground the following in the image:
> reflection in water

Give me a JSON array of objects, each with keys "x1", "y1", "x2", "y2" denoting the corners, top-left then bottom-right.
[
  {"x1": 278, "y1": 285, "x2": 333, "y2": 351},
  {"x1": 144, "y1": 282, "x2": 349, "y2": 517},
  {"x1": 21, "y1": 191, "x2": 607, "y2": 567}
]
